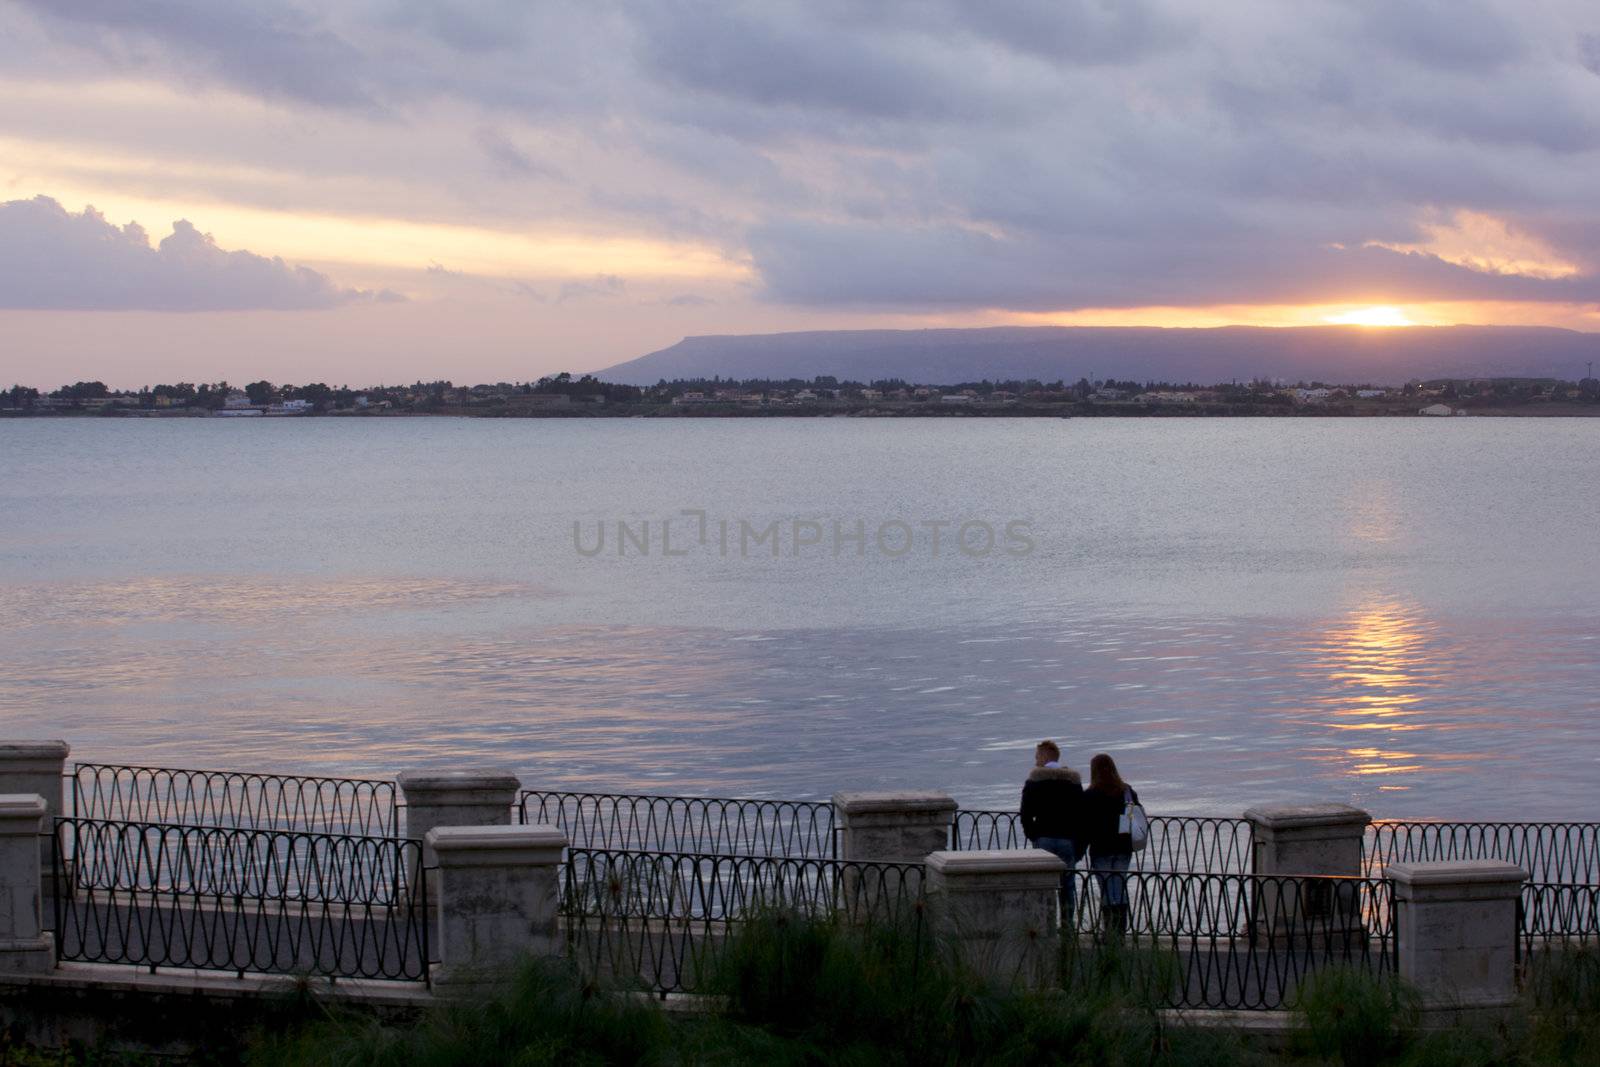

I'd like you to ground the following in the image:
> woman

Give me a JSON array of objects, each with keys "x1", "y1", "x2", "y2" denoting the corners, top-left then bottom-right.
[{"x1": 1083, "y1": 753, "x2": 1138, "y2": 933}]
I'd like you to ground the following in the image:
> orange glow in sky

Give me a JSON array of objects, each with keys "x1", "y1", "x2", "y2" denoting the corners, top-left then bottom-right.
[{"x1": 1320, "y1": 306, "x2": 1417, "y2": 327}]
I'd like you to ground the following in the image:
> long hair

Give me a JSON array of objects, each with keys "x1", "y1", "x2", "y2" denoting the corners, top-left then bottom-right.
[{"x1": 1089, "y1": 753, "x2": 1126, "y2": 795}]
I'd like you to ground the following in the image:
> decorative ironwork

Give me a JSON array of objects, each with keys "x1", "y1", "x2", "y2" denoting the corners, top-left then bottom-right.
[
  {"x1": 52, "y1": 817, "x2": 428, "y2": 982},
  {"x1": 1519, "y1": 880, "x2": 1600, "y2": 1007},
  {"x1": 1063, "y1": 870, "x2": 1396, "y2": 1011},
  {"x1": 70, "y1": 763, "x2": 399, "y2": 838},
  {"x1": 560, "y1": 846, "x2": 923, "y2": 994},
  {"x1": 1365, "y1": 820, "x2": 1600, "y2": 885},
  {"x1": 953, "y1": 809, "x2": 1254, "y2": 874},
  {"x1": 521, "y1": 790, "x2": 836, "y2": 859}
]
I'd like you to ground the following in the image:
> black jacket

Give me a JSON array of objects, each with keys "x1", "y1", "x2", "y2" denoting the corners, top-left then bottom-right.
[
  {"x1": 1020, "y1": 766, "x2": 1085, "y2": 847},
  {"x1": 1084, "y1": 784, "x2": 1140, "y2": 858}
]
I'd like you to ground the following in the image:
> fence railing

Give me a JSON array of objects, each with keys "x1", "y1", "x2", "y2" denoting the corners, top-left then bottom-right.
[
  {"x1": 70, "y1": 763, "x2": 399, "y2": 838},
  {"x1": 521, "y1": 791, "x2": 837, "y2": 859},
  {"x1": 1064, "y1": 870, "x2": 1396, "y2": 1011},
  {"x1": 560, "y1": 846, "x2": 924, "y2": 994},
  {"x1": 51, "y1": 817, "x2": 429, "y2": 982},
  {"x1": 953, "y1": 809, "x2": 1254, "y2": 875},
  {"x1": 1365, "y1": 820, "x2": 1600, "y2": 885},
  {"x1": 1519, "y1": 880, "x2": 1600, "y2": 1007}
]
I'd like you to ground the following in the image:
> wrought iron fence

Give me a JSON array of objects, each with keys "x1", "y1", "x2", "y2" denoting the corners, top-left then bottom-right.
[
  {"x1": 1519, "y1": 880, "x2": 1600, "y2": 1007},
  {"x1": 521, "y1": 790, "x2": 836, "y2": 859},
  {"x1": 560, "y1": 846, "x2": 924, "y2": 994},
  {"x1": 952, "y1": 809, "x2": 1254, "y2": 874},
  {"x1": 1365, "y1": 820, "x2": 1600, "y2": 885},
  {"x1": 1062, "y1": 869, "x2": 1396, "y2": 1011},
  {"x1": 52, "y1": 817, "x2": 428, "y2": 982},
  {"x1": 70, "y1": 763, "x2": 399, "y2": 838}
]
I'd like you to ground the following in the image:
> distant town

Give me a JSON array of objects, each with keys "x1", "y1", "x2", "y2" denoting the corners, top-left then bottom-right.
[{"x1": 6, "y1": 371, "x2": 1600, "y2": 419}]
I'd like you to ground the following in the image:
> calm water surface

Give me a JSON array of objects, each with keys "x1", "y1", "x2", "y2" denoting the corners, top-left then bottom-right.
[{"x1": 2, "y1": 418, "x2": 1596, "y2": 817}]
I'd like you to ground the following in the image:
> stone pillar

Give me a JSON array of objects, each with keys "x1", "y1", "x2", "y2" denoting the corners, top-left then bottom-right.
[
  {"x1": 925, "y1": 849, "x2": 1065, "y2": 989},
  {"x1": 397, "y1": 768, "x2": 522, "y2": 866},
  {"x1": 1389, "y1": 860, "x2": 1526, "y2": 1011},
  {"x1": 0, "y1": 742, "x2": 70, "y2": 894},
  {"x1": 428, "y1": 823, "x2": 567, "y2": 986},
  {"x1": 833, "y1": 792, "x2": 958, "y2": 914},
  {"x1": 833, "y1": 791, "x2": 958, "y2": 863},
  {"x1": 1246, "y1": 802, "x2": 1370, "y2": 935},
  {"x1": 0, "y1": 794, "x2": 54, "y2": 973},
  {"x1": 1246, "y1": 802, "x2": 1370, "y2": 877}
]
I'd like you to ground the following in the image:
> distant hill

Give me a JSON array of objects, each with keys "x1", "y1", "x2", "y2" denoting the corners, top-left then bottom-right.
[{"x1": 598, "y1": 325, "x2": 1600, "y2": 386}]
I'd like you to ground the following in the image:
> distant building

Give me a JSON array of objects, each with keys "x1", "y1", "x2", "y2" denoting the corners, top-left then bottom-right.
[
  {"x1": 223, "y1": 391, "x2": 253, "y2": 409},
  {"x1": 1419, "y1": 403, "x2": 1455, "y2": 417},
  {"x1": 1356, "y1": 389, "x2": 1387, "y2": 399}
]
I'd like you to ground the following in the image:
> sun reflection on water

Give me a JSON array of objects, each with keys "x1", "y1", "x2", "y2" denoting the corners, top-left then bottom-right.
[{"x1": 1315, "y1": 601, "x2": 1448, "y2": 788}]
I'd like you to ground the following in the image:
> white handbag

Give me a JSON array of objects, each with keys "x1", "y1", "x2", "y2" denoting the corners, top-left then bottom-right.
[{"x1": 1118, "y1": 788, "x2": 1150, "y2": 852}]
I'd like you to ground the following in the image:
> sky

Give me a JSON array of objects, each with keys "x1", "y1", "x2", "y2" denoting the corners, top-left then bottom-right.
[{"x1": 4, "y1": 0, "x2": 1600, "y2": 389}]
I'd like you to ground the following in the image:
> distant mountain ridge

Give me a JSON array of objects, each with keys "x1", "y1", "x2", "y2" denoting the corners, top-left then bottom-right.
[{"x1": 599, "y1": 325, "x2": 1600, "y2": 386}]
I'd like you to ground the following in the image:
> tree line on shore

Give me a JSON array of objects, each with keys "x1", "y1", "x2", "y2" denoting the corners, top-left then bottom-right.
[{"x1": 7, "y1": 368, "x2": 1599, "y2": 417}]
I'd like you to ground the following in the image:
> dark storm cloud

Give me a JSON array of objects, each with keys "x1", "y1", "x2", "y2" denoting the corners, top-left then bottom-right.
[
  {"x1": 0, "y1": 196, "x2": 394, "y2": 310},
  {"x1": 9, "y1": 0, "x2": 1600, "y2": 313}
]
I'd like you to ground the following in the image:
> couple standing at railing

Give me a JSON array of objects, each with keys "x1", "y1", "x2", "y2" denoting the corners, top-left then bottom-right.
[{"x1": 1020, "y1": 740, "x2": 1144, "y2": 931}]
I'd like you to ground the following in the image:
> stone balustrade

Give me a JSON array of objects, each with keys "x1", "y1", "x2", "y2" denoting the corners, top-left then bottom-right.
[
  {"x1": 397, "y1": 767, "x2": 522, "y2": 905},
  {"x1": 0, "y1": 737, "x2": 1563, "y2": 1014},
  {"x1": 0, "y1": 743, "x2": 71, "y2": 907},
  {"x1": 925, "y1": 848, "x2": 1065, "y2": 989},
  {"x1": 0, "y1": 794, "x2": 53, "y2": 974},
  {"x1": 1245, "y1": 802, "x2": 1370, "y2": 936},
  {"x1": 428, "y1": 822, "x2": 568, "y2": 987},
  {"x1": 833, "y1": 790, "x2": 958, "y2": 863},
  {"x1": 1389, "y1": 860, "x2": 1527, "y2": 1011}
]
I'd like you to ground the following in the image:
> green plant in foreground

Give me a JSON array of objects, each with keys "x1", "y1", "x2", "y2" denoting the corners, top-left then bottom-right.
[
  {"x1": 1292, "y1": 967, "x2": 1421, "y2": 1066},
  {"x1": 248, "y1": 957, "x2": 671, "y2": 1067},
  {"x1": 704, "y1": 909, "x2": 1255, "y2": 1066},
  {"x1": 1522, "y1": 943, "x2": 1600, "y2": 1067},
  {"x1": 245, "y1": 916, "x2": 1600, "y2": 1067}
]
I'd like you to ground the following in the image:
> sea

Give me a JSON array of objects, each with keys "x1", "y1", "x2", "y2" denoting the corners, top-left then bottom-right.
[{"x1": 2, "y1": 416, "x2": 1596, "y2": 817}]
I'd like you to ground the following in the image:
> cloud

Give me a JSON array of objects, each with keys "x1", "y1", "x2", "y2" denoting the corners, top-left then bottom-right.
[
  {"x1": 475, "y1": 126, "x2": 561, "y2": 180},
  {"x1": 0, "y1": 196, "x2": 395, "y2": 310},
  {"x1": 558, "y1": 274, "x2": 627, "y2": 302},
  {"x1": 424, "y1": 262, "x2": 550, "y2": 302},
  {"x1": 8, "y1": 1, "x2": 1600, "y2": 316},
  {"x1": 747, "y1": 219, "x2": 1600, "y2": 311},
  {"x1": 11, "y1": 0, "x2": 376, "y2": 110}
]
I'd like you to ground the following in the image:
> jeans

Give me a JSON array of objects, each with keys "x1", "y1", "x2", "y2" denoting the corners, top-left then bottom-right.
[
  {"x1": 1033, "y1": 836, "x2": 1078, "y2": 922},
  {"x1": 1091, "y1": 852, "x2": 1131, "y2": 909}
]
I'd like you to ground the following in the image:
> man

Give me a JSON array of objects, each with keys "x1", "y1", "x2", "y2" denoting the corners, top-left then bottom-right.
[{"x1": 1019, "y1": 739, "x2": 1084, "y2": 924}]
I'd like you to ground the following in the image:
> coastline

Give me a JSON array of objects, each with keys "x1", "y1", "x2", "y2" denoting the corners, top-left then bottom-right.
[{"x1": 7, "y1": 401, "x2": 1599, "y2": 419}]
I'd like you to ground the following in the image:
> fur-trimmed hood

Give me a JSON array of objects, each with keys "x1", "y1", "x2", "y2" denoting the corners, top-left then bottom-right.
[{"x1": 1026, "y1": 765, "x2": 1081, "y2": 785}]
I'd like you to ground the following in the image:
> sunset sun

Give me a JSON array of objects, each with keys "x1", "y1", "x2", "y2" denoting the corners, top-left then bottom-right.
[{"x1": 1322, "y1": 305, "x2": 1417, "y2": 327}]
